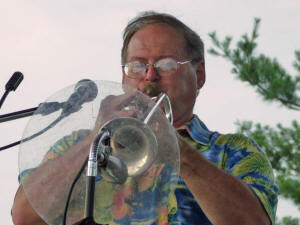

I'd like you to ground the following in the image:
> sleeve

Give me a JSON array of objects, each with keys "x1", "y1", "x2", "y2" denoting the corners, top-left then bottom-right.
[{"x1": 223, "y1": 134, "x2": 279, "y2": 225}]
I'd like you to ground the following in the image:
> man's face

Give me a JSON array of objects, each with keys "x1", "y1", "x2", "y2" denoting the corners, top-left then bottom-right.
[{"x1": 122, "y1": 23, "x2": 205, "y2": 128}]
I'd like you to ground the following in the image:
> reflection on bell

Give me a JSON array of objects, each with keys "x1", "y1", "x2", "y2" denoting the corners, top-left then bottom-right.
[
  {"x1": 103, "y1": 117, "x2": 158, "y2": 177},
  {"x1": 105, "y1": 155, "x2": 128, "y2": 184}
]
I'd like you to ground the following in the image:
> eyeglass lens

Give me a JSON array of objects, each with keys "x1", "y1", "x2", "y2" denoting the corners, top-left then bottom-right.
[{"x1": 125, "y1": 58, "x2": 180, "y2": 78}]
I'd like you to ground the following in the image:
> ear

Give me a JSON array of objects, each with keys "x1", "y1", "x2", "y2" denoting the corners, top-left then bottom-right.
[{"x1": 195, "y1": 60, "x2": 206, "y2": 89}]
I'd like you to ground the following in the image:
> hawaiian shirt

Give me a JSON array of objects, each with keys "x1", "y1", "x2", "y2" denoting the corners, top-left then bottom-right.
[
  {"x1": 171, "y1": 115, "x2": 278, "y2": 225},
  {"x1": 19, "y1": 115, "x2": 278, "y2": 225}
]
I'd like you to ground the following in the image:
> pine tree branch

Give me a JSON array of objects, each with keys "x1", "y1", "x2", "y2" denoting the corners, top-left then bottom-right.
[{"x1": 208, "y1": 18, "x2": 300, "y2": 110}]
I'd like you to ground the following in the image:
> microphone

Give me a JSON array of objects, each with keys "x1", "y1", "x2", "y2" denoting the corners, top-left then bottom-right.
[
  {"x1": 61, "y1": 79, "x2": 98, "y2": 117},
  {"x1": 1, "y1": 72, "x2": 24, "y2": 109},
  {"x1": 5, "y1": 71, "x2": 24, "y2": 92},
  {"x1": 36, "y1": 79, "x2": 98, "y2": 116}
]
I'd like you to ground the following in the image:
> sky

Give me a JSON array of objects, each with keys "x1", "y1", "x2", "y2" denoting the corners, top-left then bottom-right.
[{"x1": 1, "y1": 0, "x2": 300, "y2": 224}]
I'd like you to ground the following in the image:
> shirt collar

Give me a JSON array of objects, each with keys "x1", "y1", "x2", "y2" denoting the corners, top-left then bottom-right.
[{"x1": 178, "y1": 115, "x2": 211, "y2": 146}]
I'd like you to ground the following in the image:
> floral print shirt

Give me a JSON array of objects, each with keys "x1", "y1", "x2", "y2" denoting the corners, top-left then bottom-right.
[{"x1": 169, "y1": 115, "x2": 278, "y2": 224}]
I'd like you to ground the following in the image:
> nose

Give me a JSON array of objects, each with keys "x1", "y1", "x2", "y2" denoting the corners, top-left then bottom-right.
[{"x1": 145, "y1": 65, "x2": 159, "y2": 81}]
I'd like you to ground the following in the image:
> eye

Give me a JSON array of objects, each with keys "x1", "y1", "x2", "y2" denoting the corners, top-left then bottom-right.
[
  {"x1": 155, "y1": 58, "x2": 178, "y2": 72},
  {"x1": 128, "y1": 61, "x2": 146, "y2": 73}
]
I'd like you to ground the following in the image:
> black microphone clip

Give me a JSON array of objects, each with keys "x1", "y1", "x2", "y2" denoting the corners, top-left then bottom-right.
[{"x1": 36, "y1": 102, "x2": 64, "y2": 116}]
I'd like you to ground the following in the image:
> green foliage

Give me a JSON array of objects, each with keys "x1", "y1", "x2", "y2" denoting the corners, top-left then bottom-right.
[
  {"x1": 236, "y1": 120, "x2": 300, "y2": 207},
  {"x1": 208, "y1": 18, "x2": 300, "y2": 110},
  {"x1": 208, "y1": 18, "x2": 300, "y2": 224},
  {"x1": 276, "y1": 216, "x2": 300, "y2": 225}
]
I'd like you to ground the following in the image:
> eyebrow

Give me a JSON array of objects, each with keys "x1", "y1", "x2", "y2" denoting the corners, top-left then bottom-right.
[
  {"x1": 127, "y1": 56, "x2": 147, "y2": 62},
  {"x1": 127, "y1": 55, "x2": 178, "y2": 62}
]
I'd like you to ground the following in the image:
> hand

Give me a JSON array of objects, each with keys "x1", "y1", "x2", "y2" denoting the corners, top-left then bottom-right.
[{"x1": 94, "y1": 90, "x2": 138, "y2": 132}]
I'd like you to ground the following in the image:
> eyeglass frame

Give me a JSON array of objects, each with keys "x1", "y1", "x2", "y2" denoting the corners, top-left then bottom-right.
[{"x1": 122, "y1": 57, "x2": 192, "y2": 79}]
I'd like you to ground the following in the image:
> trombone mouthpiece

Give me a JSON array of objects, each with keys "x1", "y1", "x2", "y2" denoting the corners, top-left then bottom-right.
[{"x1": 144, "y1": 83, "x2": 160, "y2": 97}]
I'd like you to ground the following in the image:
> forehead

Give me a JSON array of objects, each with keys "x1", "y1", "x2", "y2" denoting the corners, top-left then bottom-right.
[{"x1": 126, "y1": 23, "x2": 187, "y2": 61}]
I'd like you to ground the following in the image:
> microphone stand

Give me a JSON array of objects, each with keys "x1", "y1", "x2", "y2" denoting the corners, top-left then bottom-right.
[
  {"x1": 0, "y1": 107, "x2": 37, "y2": 123},
  {"x1": 0, "y1": 107, "x2": 38, "y2": 151},
  {"x1": 0, "y1": 102, "x2": 63, "y2": 151},
  {"x1": 72, "y1": 131, "x2": 110, "y2": 225},
  {"x1": 0, "y1": 101, "x2": 63, "y2": 123}
]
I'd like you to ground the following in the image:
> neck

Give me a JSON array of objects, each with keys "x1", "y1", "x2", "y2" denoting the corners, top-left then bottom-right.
[{"x1": 173, "y1": 113, "x2": 194, "y2": 129}]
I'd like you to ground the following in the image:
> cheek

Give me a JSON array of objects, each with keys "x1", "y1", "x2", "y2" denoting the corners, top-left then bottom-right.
[
  {"x1": 166, "y1": 73, "x2": 196, "y2": 98},
  {"x1": 166, "y1": 74, "x2": 197, "y2": 109}
]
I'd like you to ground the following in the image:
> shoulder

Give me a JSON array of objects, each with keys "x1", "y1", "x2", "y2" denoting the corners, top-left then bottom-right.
[
  {"x1": 214, "y1": 133, "x2": 261, "y2": 152},
  {"x1": 214, "y1": 133, "x2": 271, "y2": 171},
  {"x1": 216, "y1": 134, "x2": 278, "y2": 225}
]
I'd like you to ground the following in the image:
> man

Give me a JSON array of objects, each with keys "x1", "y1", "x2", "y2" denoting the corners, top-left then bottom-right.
[
  {"x1": 120, "y1": 11, "x2": 278, "y2": 225},
  {"x1": 12, "y1": 11, "x2": 278, "y2": 225}
]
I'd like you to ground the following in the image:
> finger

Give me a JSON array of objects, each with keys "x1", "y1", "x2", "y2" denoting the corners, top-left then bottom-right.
[
  {"x1": 114, "y1": 90, "x2": 138, "y2": 109},
  {"x1": 100, "y1": 90, "x2": 138, "y2": 111},
  {"x1": 117, "y1": 110, "x2": 135, "y2": 118}
]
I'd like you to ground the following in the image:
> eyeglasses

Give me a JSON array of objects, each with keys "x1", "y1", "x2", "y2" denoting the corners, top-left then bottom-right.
[{"x1": 122, "y1": 57, "x2": 191, "y2": 79}]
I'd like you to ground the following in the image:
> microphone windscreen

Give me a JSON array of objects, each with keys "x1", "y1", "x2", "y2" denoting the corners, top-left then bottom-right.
[
  {"x1": 75, "y1": 79, "x2": 98, "y2": 102},
  {"x1": 5, "y1": 71, "x2": 24, "y2": 91}
]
